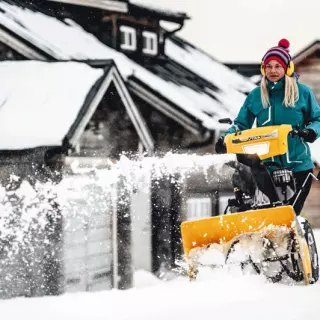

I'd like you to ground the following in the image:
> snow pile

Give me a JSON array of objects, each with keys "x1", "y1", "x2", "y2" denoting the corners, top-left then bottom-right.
[
  {"x1": 133, "y1": 270, "x2": 162, "y2": 288},
  {"x1": 1, "y1": 256, "x2": 320, "y2": 320}
]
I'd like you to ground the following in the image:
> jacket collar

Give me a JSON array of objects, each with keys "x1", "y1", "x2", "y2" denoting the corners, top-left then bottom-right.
[{"x1": 267, "y1": 77, "x2": 285, "y2": 91}]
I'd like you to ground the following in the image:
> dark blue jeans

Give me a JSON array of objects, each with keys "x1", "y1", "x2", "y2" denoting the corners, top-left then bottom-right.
[{"x1": 290, "y1": 169, "x2": 313, "y2": 215}]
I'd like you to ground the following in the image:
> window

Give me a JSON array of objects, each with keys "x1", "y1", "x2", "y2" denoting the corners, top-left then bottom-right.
[
  {"x1": 218, "y1": 193, "x2": 234, "y2": 215},
  {"x1": 186, "y1": 197, "x2": 212, "y2": 221},
  {"x1": 120, "y1": 25, "x2": 136, "y2": 51},
  {"x1": 142, "y1": 31, "x2": 158, "y2": 55}
]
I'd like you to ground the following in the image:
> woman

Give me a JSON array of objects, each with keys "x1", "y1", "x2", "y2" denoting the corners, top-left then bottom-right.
[{"x1": 215, "y1": 39, "x2": 320, "y2": 215}]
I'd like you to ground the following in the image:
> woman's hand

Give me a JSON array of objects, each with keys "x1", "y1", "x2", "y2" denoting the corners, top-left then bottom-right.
[
  {"x1": 215, "y1": 136, "x2": 227, "y2": 154},
  {"x1": 290, "y1": 129, "x2": 317, "y2": 143}
]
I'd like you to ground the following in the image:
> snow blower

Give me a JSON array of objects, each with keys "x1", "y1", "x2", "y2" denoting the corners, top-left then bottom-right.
[{"x1": 181, "y1": 120, "x2": 319, "y2": 284}]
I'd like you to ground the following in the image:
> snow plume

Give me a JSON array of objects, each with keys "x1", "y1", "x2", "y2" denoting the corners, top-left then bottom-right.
[
  {"x1": 0, "y1": 176, "x2": 60, "y2": 298},
  {"x1": 0, "y1": 152, "x2": 236, "y2": 298},
  {"x1": 65, "y1": 151, "x2": 236, "y2": 196},
  {"x1": 0, "y1": 169, "x2": 122, "y2": 298},
  {"x1": 114, "y1": 152, "x2": 236, "y2": 189},
  {"x1": 0, "y1": 178, "x2": 56, "y2": 244}
]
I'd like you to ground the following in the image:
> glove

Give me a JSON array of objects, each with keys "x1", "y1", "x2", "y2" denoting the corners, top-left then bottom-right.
[
  {"x1": 215, "y1": 136, "x2": 227, "y2": 154},
  {"x1": 290, "y1": 129, "x2": 317, "y2": 143}
]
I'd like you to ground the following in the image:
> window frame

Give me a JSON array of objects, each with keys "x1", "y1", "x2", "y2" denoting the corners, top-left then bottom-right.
[
  {"x1": 186, "y1": 197, "x2": 212, "y2": 221},
  {"x1": 119, "y1": 25, "x2": 137, "y2": 51},
  {"x1": 142, "y1": 31, "x2": 158, "y2": 55}
]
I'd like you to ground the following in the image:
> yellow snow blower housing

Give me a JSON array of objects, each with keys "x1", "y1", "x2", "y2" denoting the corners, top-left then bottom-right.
[
  {"x1": 181, "y1": 205, "x2": 295, "y2": 256},
  {"x1": 224, "y1": 124, "x2": 292, "y2": 160},
  {"x1": 181, "y1": 124, "x2": 315, "y2": 285}
]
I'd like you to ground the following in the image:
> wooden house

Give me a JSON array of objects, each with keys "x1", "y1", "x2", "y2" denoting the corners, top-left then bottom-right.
[
  {"x1": 0, "y1": 59, "x2": 153, "y2": 297},
  {"x1": 293, "y1": 40, "x2": 320, "y2": 102},
  {"x1": 0, "y1": 0, "x2": 255, "y2": 154}
]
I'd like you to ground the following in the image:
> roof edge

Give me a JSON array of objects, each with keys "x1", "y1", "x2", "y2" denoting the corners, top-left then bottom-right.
[
  {"x1": 293, "y1": 40, "x2": 320, "y2": 65},
  {"x1": 129, "y1": 2, "x2": 189, "y2": 23},
  {"x1": 66, "y1": 63, "x2": 154, "y2": 155},
  {"x1": 46, "y1": 0, "x2": 128, "y2": 12}
]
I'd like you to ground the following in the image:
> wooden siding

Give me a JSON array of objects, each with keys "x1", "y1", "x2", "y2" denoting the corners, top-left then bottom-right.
[
  {"x1": 131, "y1": 93, "x2": 215, "y2": 155},
  {"x1": 295, "y1": 51, "x2": 320, "y2": 227},
  {"x1": 295, "y1": 52, "x2": 320, "y2": 102},
  {"x1": 0, "y1": 42, "x2": 26, "y2": 61},
  {"x1": 77, "y1": 82, "x2": 140, "y2": 159}
]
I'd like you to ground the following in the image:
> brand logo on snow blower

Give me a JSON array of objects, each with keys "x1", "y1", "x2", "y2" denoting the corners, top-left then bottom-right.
[{"x1": 232, "y1": 130, "x2": 278, "y2": 144}]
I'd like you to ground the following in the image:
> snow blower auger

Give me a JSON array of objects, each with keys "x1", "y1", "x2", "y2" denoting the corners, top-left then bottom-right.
[{"x1": 181, "y1": 119, "x2": 319, "y2": 285}]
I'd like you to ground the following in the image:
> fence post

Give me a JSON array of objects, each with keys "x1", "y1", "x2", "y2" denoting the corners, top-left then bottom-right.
[
  {"x1": 151, "y1": 173, "x2": 182, "y2": 273},
  {"x1": 116, "y1": 174, "x2": 133, "y2": 290},
  {"x1": 169, "y1": 174, "x2": 183, "y2": 266},
  {"x1": 44, "y1": 200, "x2": 63, "y2": 296}
]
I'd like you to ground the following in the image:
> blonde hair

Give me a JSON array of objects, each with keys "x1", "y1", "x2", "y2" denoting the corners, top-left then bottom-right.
[{"x1": 260, "y1": 75, "x2": 299, "y2": 108}]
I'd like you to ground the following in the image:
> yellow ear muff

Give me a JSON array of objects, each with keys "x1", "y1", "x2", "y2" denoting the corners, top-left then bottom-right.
[
  {"x1": 286, "y1": 60, "x2": 294, "y2": 77},
  {"x1": 260, "y1": 61, "x2": 265, "y2": 75}
]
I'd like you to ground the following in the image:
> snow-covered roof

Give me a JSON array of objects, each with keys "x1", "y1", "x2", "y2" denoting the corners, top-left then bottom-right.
[
  {"x1": 293, "y1": 40, "x2": 320, "y2": 65},
  {"x1": 0, "y1": 2, "x2": 111, "y2": 60},
  {"x1": 0, "y1": 1, "x2": 255, "y2": 132},
  {"x1": 165, "y1": 37, "x2": 256, "y2": 117},
  {"x1": 250, "y1": 74, "x2": 262, "y2": 85},
  {"x1": 47, "y1": 0, "x2": 129, "y2": 13},
  {"x1": 128, "y1": 0, "x2": 189, "y2": 22},
  {"x1": 0, "y1": 59, "x2": 154, "y2": 152},
  {"x1": 0, "y1": 61, "x2": 103, "y2": 150}
]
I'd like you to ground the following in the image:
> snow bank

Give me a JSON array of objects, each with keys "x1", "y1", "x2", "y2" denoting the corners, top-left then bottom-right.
[
  {"x1": 133, "y1": 270, "x2": 162, "y2": 288},
  {"x1": 1, "y1": 251, "x2": 320, "y2": 320}
]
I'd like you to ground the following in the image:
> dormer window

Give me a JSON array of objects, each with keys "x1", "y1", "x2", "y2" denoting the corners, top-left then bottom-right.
[
  {"x1": 142, "y1": 31, "x2": 158, "y2": 55},
  {"x1": 120, "y1": 25, "x2": 136, "y2": 51}
]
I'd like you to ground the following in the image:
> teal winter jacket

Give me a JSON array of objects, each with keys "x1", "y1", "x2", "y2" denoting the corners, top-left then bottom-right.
[{"x1": 224, "y1": 77, "x2": 320, "y2": 172}]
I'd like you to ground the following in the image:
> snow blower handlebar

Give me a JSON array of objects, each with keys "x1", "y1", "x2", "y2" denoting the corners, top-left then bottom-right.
[
  {"x1": 292, "y1": 172, "x2": 319, "y2": 209},
  {"x1": 289, "y1": 128, "x2": 317, "y2": 143}
]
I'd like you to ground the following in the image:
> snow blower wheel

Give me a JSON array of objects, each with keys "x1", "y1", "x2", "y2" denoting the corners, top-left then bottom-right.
[{"x1": 302, "y1": 219, "x2": 319, "y2": 284}]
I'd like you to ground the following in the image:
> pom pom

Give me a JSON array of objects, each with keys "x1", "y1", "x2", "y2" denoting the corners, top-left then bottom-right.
[{"x1": 278, "y1": 39, "x2": 290, "y2": 49}]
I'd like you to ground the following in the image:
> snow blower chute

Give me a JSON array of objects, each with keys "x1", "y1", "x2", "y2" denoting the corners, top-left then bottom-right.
[{"x1": 181, "y1": 121, "x2": 319, "y2": 285}]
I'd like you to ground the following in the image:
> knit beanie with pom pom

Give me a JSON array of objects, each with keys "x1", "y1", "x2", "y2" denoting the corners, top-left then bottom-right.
[{"x1": 262, "y1": 39, "x2": 292, "y2": 70}]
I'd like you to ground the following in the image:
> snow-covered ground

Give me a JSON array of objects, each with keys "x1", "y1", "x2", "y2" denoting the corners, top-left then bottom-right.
[{"x1": 1, "y1": 231, "x2": 320, "y2": 320}]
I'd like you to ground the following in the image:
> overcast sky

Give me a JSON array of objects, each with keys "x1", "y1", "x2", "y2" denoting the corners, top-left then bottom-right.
[{"x1": 132, "y1": 0, "x2": 320, "y2": 63}]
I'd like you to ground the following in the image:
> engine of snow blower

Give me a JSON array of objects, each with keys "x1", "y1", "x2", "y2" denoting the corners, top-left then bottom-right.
[{"x1": 181, "y1": 120, "x2": 319, "y2": 285}]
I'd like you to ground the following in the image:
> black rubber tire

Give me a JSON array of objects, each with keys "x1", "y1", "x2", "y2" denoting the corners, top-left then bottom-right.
[{"x1": 302, "y1": 219, "x2": 319, "y2": 284}]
